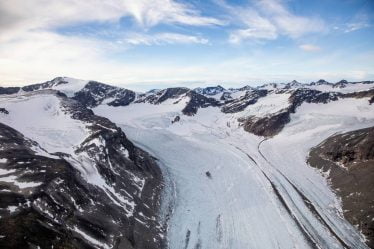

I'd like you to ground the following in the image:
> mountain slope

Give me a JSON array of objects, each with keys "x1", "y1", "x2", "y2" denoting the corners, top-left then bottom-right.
[
  {"x1": 0, "y1": 90, "x2": 165, "y2": 249},
  {"x1": 308, "y1": 127, "x2": 374, "y2": 248}
]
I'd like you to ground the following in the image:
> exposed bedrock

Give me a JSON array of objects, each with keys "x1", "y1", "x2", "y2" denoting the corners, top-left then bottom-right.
[
  {"x1": 0, "y1": 92, "x2": 165, "y2": 249},
  {"x1": 308, "y1": 126, "x2": 374, "y2": 248}
]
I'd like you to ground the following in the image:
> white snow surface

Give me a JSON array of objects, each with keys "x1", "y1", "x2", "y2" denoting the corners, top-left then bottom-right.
[
  {"x1": 51, "y1": 77, "x2": 89, "y2": 97},
  {"x1": 94, "y1": 92, "x2": 373, "y2": 249},
  {"x1": 309, "y1": 82, "x2": 374, "y2": 93},
  {"x1": 0, "y1": 92, "x2": 88, "y2": 154},
  {"x1": 238, "y1": 91, "x2": 291, "y2": 117}
]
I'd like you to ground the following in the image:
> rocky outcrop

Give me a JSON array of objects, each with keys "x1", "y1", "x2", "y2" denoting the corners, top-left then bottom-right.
[
  {"x1": 221, "y1": 89, "x2": 268, "y2": 113},
  {"x1": 0, "y1": 92, "x2": 165, "y2": 249},
  {"x1": 308, "y1": 127, "x2": 374, "y2": 248},
  {"x1": 135, "y1": 87, "x2": 189, "y2": 104},
  {"x1": 220, "y1": 92, "x2": 232, "y2": 101},
  {"x1": 21, "y1": 77, "x2": 70, "y2": 92},
  {"x1": 194, "y1": 85, "x2": 225, "y2": 96},
  {"x1": 0, "y1": 108, "x2": 9, "y2": 114},
  {"x1": 284, "y1": 80, "x2": 305, "y2": 89},
  {"x1": 333, "y1": 79, "x2": 348, "y2": 88},
  {"x1": 0, "y1": 87, "x2": 20, "y2": 95},
  {"x1": 182, "y1": 91, "x2": 221, "y2": 116},
  {"x1": 342, "y1": 88, "x2": 374, "y2": 100},
  {"x1": 310, "y1": 79, "x2": 331, "y2": 86},
  {"x1": 239, "y1": 111, "x2": 290, "y2": 137},
  {"x1": 155, "y1": 88, "x2": 189, "y2": 104},
  {"x1": 171, "y1": 115, "x2": 180, "y2": 124},
  {"x1": 73, "y1": 81, "x2": 135, "y2": 108}
]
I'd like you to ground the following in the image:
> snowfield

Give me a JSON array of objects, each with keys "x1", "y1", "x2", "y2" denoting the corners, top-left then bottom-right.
[
  {"x1": 238, "y1": 91, "x2": 291, "y2": 118},
  {"x1": 94, "y1": 94, "x2": 374, "y2": 249},
  {"x1": 0, "y1": 91, "x2": 88, "y2": 154}
]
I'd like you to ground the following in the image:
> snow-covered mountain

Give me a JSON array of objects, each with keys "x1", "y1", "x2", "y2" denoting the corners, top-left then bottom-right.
[
  {"x1": 0, "y1": 77, "x2": 374, "y2": 249},
  {"x1": 0, "y1": 90, "x2": 165, "y2": 249}
]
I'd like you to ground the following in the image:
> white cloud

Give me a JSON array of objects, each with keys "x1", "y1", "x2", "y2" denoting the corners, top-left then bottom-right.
[
  {"x1": 344, "y1": 12, "x2": 371, "y2": 33},
  {"x1": 229, "y1": 9, "x2": 278, "y2": 43},
  {"x1": 123, "y1": 0, "x2": 224, "y2": 27},
  {"x1": 123, "y1": 33, "x2": 209, "y2": 45},
  {"x1": 0, "y1": 0, "x2": 223, "y2": 30},
  {"x1": 0, "y1": 0, "x2": 220, "y2": 85},
  {"x1": 0, "y1": 0, "x2": 223, "y2": 42},
  {"x1": 227, "y1": 0, "x2": 325, "y2": 43},
  {"x1": 299, "y1": 44, "x2": 321, "y2": 52}
]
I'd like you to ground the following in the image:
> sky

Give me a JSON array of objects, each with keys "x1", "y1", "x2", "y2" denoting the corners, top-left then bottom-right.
[{"x1": 0, "y1": 0, "x2": 373, "y2": 90}]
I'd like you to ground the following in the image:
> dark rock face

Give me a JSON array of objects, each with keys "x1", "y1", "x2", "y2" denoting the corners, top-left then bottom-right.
[
  {"x1": 308, "y1": 127, "x2": 374, "y2": 248},
  {"x1": 0, "y1": 93, "x2": 165, "y2": 249},
  {"x1": 135, "y1": 87, "x2": 220, "y2": 115},
  {"x1": 287, "y1": 88, "x2": 339, "y2": 112},
  {"x1": 220, "y1": 92, "x2": 232, "y2": 101},
  {"x1": 0, "y1": 108, "x2": 9, "y2": 114},
  {"x1": 221, "y1": 90, "x2": 268, "y2": 113},
  {"x1": 155, "y1": 88, "x2": 189, "y2": 104},
  {"x1": 21, "y1": 77, "x2": 70, "y2": 92},
  {"x1": 239, "y1": 111, "x2": 290, "y2": 137},
  {"x1": 333, "y1": 82, "x2": 347, "y2": 88},
  {"x1": 171, "y1": 115, "x2": 180, "y2": 124},
  {"x1": 310, "y1": 79, "x2": 331, "y2": 86},
  {"x1": 342, "y1": 88, "x2": 374, "y2": 100},
  {"x1": 0, "y1": 87, "x2": 20, "y2": 95},
  {"x1": 182, "y1": 91, "x2": 221, "y2": 116},
  {"x1": 135, "y1": 87, "x2": 189, "y2": 104},
  {"x1": 73, "y1": 81, "x2": 136, "y2": 108},
  {"x1": 194, "y1": 85, "x2": 225, "y2": 96},
  {"x1": 284, "y1": 80, "x2": 304, "y2": 89}
]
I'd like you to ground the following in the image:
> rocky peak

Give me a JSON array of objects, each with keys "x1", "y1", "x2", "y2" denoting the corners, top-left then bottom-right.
[
  {"x1": 155, "y1": 87, "x2": 189, "y2": 104},
  {"x1": 21, "y1": 77, "x2": 69, "y2": 92},
  {"x1": 182, "y1": 91, "x2": 221, "y2": 115},
  {"x1": 333, "y1": 79, "x2": 349, "y2": 88},
  {"x1": 73, "y1": 81, "x2": 135, "y2": 108},
  {"x1": 221, "y1": 89, "x2": 268, "y2": 113},
  {"x1": 310, "y1": 79, "x2": 330, "y2": 86},
  {"x1": 194, "y1": 85, "x2": 226, "y2": 96}
]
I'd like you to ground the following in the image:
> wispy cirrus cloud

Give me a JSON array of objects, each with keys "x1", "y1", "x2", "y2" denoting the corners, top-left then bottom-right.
[
  {"x1": 123, "y1": 32, "x2": 209, "y2": 46},
  {"x1": 122, "y1": 0, "x2": 224, "y2": 27},
  {"x1": 225, "y1": 0, "x2": 326, "y2": 43},
  {"x1": 0, "y1": 0, "x2": 223, "y2": 36},
  {"x1": 229, "y1": 9, "x2": 278, "y2": 42},
  {"x1": 344, "y1": 13, "x2": 371, "y2": 33}
]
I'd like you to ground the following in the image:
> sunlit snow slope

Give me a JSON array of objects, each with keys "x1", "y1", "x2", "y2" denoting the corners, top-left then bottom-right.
[{"x1": 94, "y1": 91, "x2": 373, "y2": 249}]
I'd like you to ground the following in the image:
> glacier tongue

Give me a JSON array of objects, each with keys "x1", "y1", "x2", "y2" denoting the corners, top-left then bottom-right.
[{"x1": 94, "y1": 94, "x2": 373, "y2": 249}]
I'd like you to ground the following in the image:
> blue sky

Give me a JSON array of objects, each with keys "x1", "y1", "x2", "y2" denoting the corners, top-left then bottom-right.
[{"x1": 0, "y1": 0, "x2": 373, "y2": 90}]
